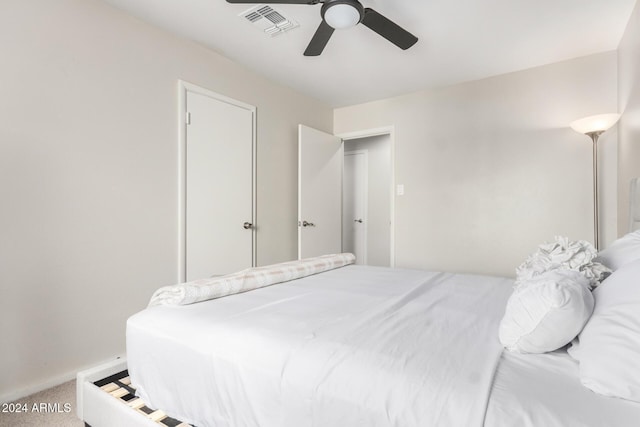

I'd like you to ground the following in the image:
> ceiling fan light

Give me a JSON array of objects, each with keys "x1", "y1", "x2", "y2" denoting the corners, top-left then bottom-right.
[{"x1": 324, "y1": 3, "x2": 361, "y2": 29}]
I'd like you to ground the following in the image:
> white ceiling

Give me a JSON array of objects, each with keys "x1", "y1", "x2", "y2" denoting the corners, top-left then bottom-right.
[{"x1": 99, "y1": 0, "x2": 637, "y2": 107}]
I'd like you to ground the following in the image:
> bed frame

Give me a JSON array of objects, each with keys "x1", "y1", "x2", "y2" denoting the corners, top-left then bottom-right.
[{"x1": 77, "y1": 358, "x2": 175, "y2": 427}]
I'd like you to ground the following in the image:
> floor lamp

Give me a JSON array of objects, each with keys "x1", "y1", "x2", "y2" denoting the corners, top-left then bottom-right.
[{"x1": 570, "y1": 113, "x2": 620, "y2": 250}]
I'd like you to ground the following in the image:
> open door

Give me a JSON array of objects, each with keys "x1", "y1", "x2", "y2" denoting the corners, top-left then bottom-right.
[
  {"x1": 343, "y1": 150, "x2": 368, "y2": 265},
  {"x1": 298, "y1": 125, "x2": 343, "y2": 259}
]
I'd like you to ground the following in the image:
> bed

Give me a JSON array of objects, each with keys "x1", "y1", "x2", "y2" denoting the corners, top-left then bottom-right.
[
  {"x1": 118, "y1": 247, "x2": 640, "y2": 427},
  {"x1": 128, "y1": 265, "x2": 510, "y2": 427}
]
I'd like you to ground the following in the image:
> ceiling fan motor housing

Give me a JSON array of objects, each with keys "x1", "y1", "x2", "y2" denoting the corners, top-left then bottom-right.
[{"x1": 321, "y1": 0, "x2": 364, "y2": 29}]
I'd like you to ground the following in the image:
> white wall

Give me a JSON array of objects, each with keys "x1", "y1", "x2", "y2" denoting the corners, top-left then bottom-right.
[
  {"x1": 618, "y1": 0, "x2": 640, "y2": 233},
  {"x1": 344, "y1": 135, "x2": 391, "y2": 266},
  {"x1": 335, "y1": 52, "x2": 619, "y2": 277},
  {"x1": 0, "y1": 0, "x2": 332, "y2": 401}
]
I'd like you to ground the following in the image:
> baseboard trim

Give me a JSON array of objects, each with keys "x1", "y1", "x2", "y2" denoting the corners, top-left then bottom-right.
[{"x1": 0, "y1": 354, "x2": 125, "y2": 404}]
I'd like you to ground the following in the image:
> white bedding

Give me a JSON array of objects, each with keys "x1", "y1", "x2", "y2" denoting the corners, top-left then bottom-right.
[
  {"x1": 127, "y1": 265, "x2": 513, "y2": 427},
  {"x1": 486, "y1": 349, "x2": 640, "y2": 426}
]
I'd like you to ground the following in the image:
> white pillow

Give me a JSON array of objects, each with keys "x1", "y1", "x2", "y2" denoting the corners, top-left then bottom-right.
[
  {"x1": 516, "y1": 236, "x2": 609, "y2": 289},
  {"x1": 499, "y1": 269, "x2": 594, "y2": 353},
  {"x1": 570, "y1": 258, "x2": 640, "y2": 402},
  {"x1": 596, "y1": 230, "x2": 640, "y2": 271}
]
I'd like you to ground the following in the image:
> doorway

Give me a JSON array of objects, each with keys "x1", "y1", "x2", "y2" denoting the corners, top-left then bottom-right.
[
  {"x1": 342, "y1": 134, "x2": 392, "y2": 267},
  {"x1": 298, "y1": 125, "x2": 394, "y2": 267}
]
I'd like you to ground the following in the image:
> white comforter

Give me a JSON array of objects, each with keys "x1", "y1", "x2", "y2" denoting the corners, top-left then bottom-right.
[{"x1": 127, "y1": 265, "x2": 513, "y2": 427}]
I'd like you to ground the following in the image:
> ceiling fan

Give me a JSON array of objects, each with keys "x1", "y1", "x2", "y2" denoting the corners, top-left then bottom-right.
[{"x1": 226, "y1": 0, "x2": 418, "y2": 56}]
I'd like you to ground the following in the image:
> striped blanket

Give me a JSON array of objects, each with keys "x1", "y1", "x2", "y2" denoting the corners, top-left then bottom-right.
[{"x1": 148, "y1": 253, "x2": 355, "y2": 306}]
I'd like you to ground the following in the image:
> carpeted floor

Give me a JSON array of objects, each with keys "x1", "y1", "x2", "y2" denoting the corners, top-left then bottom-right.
[{"x1": 0, "y1": 380, "x2": 83, "y2": 427}]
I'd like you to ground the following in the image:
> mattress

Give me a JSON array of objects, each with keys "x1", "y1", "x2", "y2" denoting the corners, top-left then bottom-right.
[{"x1": 127, "y1": 265, "x2": 513, "y2": 427}]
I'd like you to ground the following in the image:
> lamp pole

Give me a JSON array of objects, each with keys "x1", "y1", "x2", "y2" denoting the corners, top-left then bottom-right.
[
  {"x1": 570, "y1": 113, "x2": 620, "y2": 251},
  {"x1": 587, "y1": 131, "x2": 603, "y2": 251}
]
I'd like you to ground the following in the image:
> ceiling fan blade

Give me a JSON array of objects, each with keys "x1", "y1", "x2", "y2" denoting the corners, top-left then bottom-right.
[
  {"x1": 226, "y1": 0, "x2": 319, "y2": 4},
  {"x1": 304, "y1": 20, "x2": 335, "y2": 56},
  {"x1": 361, "y1": 8, "x2": 418, "y2": 50}
]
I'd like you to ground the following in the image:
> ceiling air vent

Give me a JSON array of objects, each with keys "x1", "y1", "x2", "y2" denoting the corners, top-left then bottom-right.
[{"x1": 239, "y1": 4, "x2": 299, "y2": 36}]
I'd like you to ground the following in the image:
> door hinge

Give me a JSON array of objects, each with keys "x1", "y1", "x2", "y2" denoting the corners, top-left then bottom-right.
[{"x1": 186, "y1": 111, "x2": 191, "y2": 125}]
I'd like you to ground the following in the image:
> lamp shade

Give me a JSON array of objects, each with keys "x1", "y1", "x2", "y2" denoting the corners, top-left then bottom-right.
[{"x1": 570, "y1": 114, "x2": 620, "y2": 135}]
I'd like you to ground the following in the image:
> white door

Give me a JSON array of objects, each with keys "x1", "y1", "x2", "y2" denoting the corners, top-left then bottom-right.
[
  {"x1": 298, "y1": 125, "x2": 343, "y2": 259},
  {"x1": 184, "y1": 89, "x2": 255, "y2": 280},
  {"x1": 343, "y1": 151, "x2": 368, "y2": 264}
]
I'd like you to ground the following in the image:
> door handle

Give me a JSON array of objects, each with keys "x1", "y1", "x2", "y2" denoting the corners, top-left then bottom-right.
[
  {"x1": 301, "y1": 220, "x2": 315, "y2": 227},
  {"x1": 243, "y1": 222, "x2": 253, "y2": 229},
  {"x1": 354, "y1": 219, "x2": 363, "y2": 223}
]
